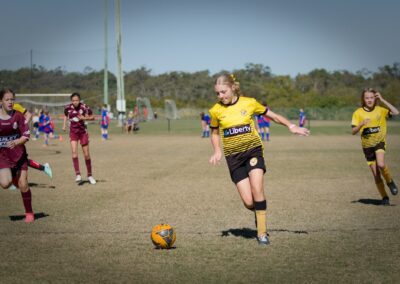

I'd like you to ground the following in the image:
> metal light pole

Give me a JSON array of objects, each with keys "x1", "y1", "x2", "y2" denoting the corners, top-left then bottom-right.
[
  {"x1": 103, "y1": 0, "x2": 109, "y2": 108},
  {"x1": 115, "y1": 0, "x2": 126, "y2": 126}
]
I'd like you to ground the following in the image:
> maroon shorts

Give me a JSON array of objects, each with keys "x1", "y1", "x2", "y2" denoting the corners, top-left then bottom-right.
[
  {"x1": 70, "y1": 132, "x2": 89, "y2": 146},
  {"x1": 0, "y1": 153, "x2": 28, "y2": 177}
]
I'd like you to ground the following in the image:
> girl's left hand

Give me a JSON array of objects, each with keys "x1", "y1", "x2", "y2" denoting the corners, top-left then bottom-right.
[
  {"x1": 375, "y1": 92, "x2": 383, "y2": 100},
  {"x1": 290, "y1": 125, "x2": 310, "y2": 136},
  {"x1": 7, "y1": 140, "x2": 18, "y2": 149}
]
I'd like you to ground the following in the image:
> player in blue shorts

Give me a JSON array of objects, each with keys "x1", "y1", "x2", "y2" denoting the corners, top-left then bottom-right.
[
  {"x1": 255, "y1": 105, "x2": 270, "y2": 141},
  {"x1": 100, "y1": 104, "x2": 110, "y2": 141}
]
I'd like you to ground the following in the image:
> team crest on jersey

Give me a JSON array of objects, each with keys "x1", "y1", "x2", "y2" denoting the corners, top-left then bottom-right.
[
  {"x1": 240, "y1": 109, "x2": 247, "y2": 116},
  {"x1": 250, "y1": 157, "x2": 258, "y2": 166},
  {"x1": 13, "y1": 122, "x2": 18, "y2": 129}
]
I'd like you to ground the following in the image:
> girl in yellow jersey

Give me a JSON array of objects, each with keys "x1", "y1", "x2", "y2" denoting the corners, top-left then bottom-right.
[
  {"x1": 352, "y1": 88, "x2": 399, "y2": 205},
  {"x1": 209, "y1": 74, "x2": 310, "y2": 245}
]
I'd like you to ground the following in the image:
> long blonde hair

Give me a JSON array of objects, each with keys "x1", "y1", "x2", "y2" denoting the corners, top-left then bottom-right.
[{"x1": 214, "y1": 73, "x2": 242, "y2": 96}]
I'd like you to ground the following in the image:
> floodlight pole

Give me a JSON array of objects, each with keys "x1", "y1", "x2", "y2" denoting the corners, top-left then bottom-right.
[
  {"x1": 115, "y1": 0, "x2": 126, "y2": 126},
  {"x1": 103, "y1": 0, "x2": 109, "y2": 108}
]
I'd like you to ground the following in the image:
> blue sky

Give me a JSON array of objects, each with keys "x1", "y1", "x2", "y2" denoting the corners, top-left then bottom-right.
[{"x1": 0, "y1": 0, "x2": 399, "y2": 77}]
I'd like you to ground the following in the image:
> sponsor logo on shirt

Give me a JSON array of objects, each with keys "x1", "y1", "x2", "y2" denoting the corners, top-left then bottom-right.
[
  {"x1": 223, "y1": 124, "x2": 251, "y2": 137},
  {"x1": 362, "y1": 126, "x2": 380, "y2": 136},
  {"x1": 0, "y1": 134, "x2": 19, "y2": 147}
]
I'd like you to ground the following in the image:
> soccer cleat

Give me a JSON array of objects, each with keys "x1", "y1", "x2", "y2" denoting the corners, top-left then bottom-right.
[
  {"x1": 88, "y1": 176, "x2": 97, "y2": 185},
  {"x1": 75, "y1": 175, "x2": 82, "y2": 183},
  {"x1": 44, "y1": 163, "x2": 53, "y2": 179},
  {"x1": 8, "y1": 184, "x2": 17, "y2": 191},
  {"x1": 25, "y1": 213, "x2": 35, "y2": 223},
  {"x1": 387, "y1": 180, "x2": 398, "y2": 196},
  {"x1": 257, "y1": 234, "x2": 270, "y2": 245},
  {"x1": 381, "y1": 197, "x2": 390, "y2": 206}
]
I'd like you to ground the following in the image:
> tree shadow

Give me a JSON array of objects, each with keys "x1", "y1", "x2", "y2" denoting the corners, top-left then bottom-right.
[
  {"x1": 9, "y1": 212, "x2": 49, "y2": 221},
  {"x1": 221, "y1": 227, "x2": 309, "y2": 239},
  {"x1": 29, "y1": 183, "x2": 56, "y2": 189},
  {"x1": 351, "y1": 199, "x2": 395, "y2": 206}
]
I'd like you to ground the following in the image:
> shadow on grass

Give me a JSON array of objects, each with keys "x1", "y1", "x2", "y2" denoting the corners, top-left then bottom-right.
[
  {"x1": 221, "y1": 227, "x2": 308, "y2": 239},
  {"x1": 77, "y1": 180, "x2": 106, "y2": 186},
  {"x1": 351, "y1": 199, "x2": 395, "y2": 206},
  {"x1": 9, "y1": 212, "x2": 49, "y2": 221},
  {"x1": 29, "y1": 183, "x2": 56, "y2": 189}
]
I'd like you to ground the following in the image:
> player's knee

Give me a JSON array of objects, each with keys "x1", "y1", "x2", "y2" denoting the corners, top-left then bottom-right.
[
  {"x1": 0, "y1": 180, "x2": 12, "y2": 189},
  {"x1": 18, "y1": 179, "x2": 28, "y2": 191},
  {"x1": 243, "y1": 202, "x2": 254, "y2": 211},
  {"x1": 377, "y1": 162, "x2": 385, "y2": 170}
]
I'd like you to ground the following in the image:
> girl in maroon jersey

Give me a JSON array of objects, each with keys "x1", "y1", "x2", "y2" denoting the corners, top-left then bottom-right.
[
  {"x1": 0, "y1": 89, "x2": 34, "y2": 222},
  {"x1": 62, "y1": 93, "x2": 96, "y2": 184}
]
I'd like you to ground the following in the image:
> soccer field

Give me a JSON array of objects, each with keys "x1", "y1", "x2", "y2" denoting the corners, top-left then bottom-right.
[{"x1": 0, "y1": 120, "x2": 399, "y2": 283}]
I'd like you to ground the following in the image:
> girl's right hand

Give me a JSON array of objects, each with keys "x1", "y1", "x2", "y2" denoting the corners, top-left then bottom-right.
[
  {"x1": 209, "y1": 151, "x2": 222, "y2": 165},
  {"x1": 362, "y1": 118, "x2": 371, "y2": 126}
]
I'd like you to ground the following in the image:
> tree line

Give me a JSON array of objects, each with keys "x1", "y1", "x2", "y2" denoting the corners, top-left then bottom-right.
[{"x1": 1, "y1": 62, "x2": 399, "y2": 111}]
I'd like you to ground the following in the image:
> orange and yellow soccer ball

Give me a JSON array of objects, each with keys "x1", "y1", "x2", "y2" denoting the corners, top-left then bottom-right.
[{"x1": 151, "y1": 223, "x2": 176, "y2": 249}]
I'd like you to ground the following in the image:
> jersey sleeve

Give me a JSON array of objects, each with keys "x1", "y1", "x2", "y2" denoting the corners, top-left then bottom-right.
[
  {"x1": 85, "y1": 105, "x2": 93, "y2": 116},
  {"x1": 209, "y1": 108, "x2": 219, "y2": 129},
  {"x1": 252, "y1": 99, "x2": 268, "y2": 115},
  {"x1": 13, "y1": 103, "x2": 27, "y2": 114},
  {"x1": 381, "y1": 107, "x2": 390, "y2": 118},
  {"x1": 64, "y1": 106, "x2": 69, "y2": 117},
  {"x1": 17, "y1": 112, "x2": 30, "y2": 139},
  {"x1": 351, "y1": 110, "x2": 360, "y2": 127}
]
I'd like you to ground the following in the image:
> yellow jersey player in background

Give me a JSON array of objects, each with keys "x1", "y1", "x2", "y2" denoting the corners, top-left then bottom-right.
[
  {"x1": 352, "y1": 88, "x2": 399, "y2": 205},
  {"x1": 209, "y1": 74, "x2": 310, "y2": 245}
]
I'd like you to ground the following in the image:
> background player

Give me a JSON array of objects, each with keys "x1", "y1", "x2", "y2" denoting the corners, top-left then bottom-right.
[
  {"x1": 63, "y1": 92, "x2": 96, "y2": 185},
  {"x1": 0, "y1": 89, "x2": 35, "y2": 222},
  {"x1": 254, "y1": 104, "x2": 270, "y2": 141},
  {"x1": 209, "y1": 74, "x2": 310, "y2": 245},
  {"x1": 200, "y1": 112, "x2": 211, "y2": 138},
  {"x1": 351, "y1": 88, "x2": 399, "y2": 205},
  {"x1": 299, "y1": 108, "x2": 307, "y2": 127},
  {"x1": 100, "y1": 104, "x2": 110, "y2": 141}
]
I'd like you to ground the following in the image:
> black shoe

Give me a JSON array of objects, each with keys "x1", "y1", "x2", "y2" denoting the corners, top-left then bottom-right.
[
  {"x1": 382, "y1": 197, "x2": 390, "y2": 206},
  {"x1": 387, "y1": 180, "x2": 398, "y2": 196}
]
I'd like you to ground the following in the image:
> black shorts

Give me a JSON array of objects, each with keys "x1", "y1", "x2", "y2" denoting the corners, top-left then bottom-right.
[
  {"x1": 33, "y1": 122, "x2": 39, "y2": 128},
  {"x1": 226, "y1": 147, "x2": 266, "y2": 184},
  {"x1": 362, "y1": 141, "x2": 386, "y2": 164}
]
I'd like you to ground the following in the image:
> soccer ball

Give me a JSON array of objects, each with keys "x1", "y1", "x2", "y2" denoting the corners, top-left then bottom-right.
[{"x1": 151, "y1": 223, "x2": 176, "y2": 249}]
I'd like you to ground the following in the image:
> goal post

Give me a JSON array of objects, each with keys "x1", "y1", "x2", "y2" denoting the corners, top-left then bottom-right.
[{"x1": 16, "y1": 94, "x2": 71, "y2": 120}]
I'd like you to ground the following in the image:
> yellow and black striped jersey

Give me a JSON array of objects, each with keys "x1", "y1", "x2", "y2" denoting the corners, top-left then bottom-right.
[
  {"x1": 209, "y1": 96, "x2": 267, "y2": 156},
  {"x1": 351, "y1": 106, "x2": 389, "y2": 148},
  {"x1": 13, "y1": 103, "x2": 27, "y2": 114}
]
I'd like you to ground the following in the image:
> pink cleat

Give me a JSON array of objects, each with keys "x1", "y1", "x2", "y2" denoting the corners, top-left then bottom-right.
[{"x1": 25, "y1": 213, "x2": 35, "y2": 223}]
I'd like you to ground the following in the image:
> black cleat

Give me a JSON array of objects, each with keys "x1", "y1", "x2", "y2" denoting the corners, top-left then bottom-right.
[
  {"x1": 387, "y1": 180, "x2": 398, "y2": 196},
  {"x1": 381, "y1": 197, "x2": 390, "y2": 206}
]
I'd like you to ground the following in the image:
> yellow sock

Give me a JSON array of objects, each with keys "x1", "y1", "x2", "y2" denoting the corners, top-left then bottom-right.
[
  {"x1": 381, "y1": 166, "x2": 392, "y2": 184},
  {"x1": 376, "y1": 181, "x2": 388, "y2": 199},
  {"x1": 256, "y1": 210, "x2": 267, "y2": 236}
]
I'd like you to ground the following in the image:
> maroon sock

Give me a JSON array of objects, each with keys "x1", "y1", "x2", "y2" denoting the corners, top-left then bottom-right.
[
  {"x1": 85, "y1": 159, "x2": 92, "y2": 176},
  {"x1": 72, "y1": 157, "x2": 80, "y2": 175},
  {"x1": 21, "y1": 189, "x2": 33, "y2": 213},
  {"x1": 28, "y1": 159, "x2": 44, "y2": 171}
]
